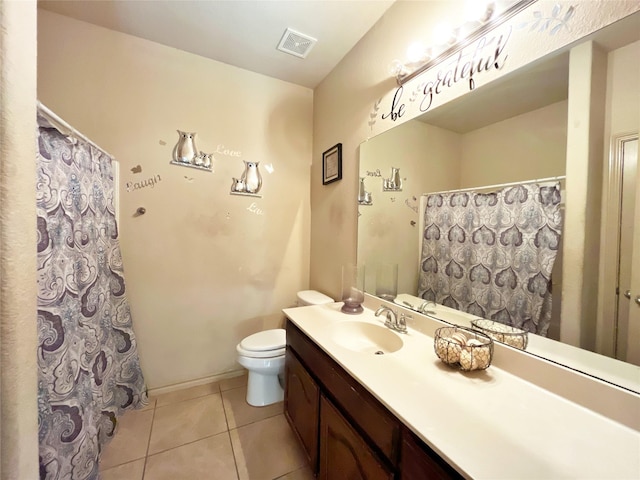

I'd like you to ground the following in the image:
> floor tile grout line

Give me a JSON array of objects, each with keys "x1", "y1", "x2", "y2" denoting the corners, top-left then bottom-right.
[
  {"x1": 149, "y1": 377, "x2": 245, "y2": 408},
  {"x1": 272, "y1": 466, "x2": 309, "y2": 480},
  {"x1": 227, "y1": 429, "x2": 242, "y2": 480},
  {"x1": 141, "y1": 402, "x2": 157, "y2": 479},
  {"x1": 133, "y1": 389, "x2": 231, "y2": 460},
  {"x1": 143, "y1": 429, "x2": 234, "y2": 459},
  {"x1": 103, "y1": 378, "x2": 265, "y2": 476},
  {"x1": 220, "y1": 382, "x2": 248, "y2": 394},
  {"x1": 99, "y1": 405, "x2": 155, "y2": 473},
  {"x1": 220, "y1": 389, "x2": 232, "y2": 433},
  {"x1": 228, "y1": 409, "x2": 285, "y2": 432},
  {"x1": 153, "y1": 385, "x2": 223, "y2": 409}
]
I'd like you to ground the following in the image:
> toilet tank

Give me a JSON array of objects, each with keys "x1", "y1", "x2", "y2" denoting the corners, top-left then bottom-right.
[{"x1": 296, "y1": 290, "x2": 334, "y2": 306}]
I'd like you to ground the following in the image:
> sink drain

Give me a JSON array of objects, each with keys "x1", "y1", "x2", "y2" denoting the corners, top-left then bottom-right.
[{"x1": 374, "y1": 350, "x2": 385, "y2": 355}]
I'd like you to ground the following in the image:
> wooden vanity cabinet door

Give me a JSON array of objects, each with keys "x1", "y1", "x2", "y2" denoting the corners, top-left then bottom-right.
[
  {"x1": 286, "y1": 320, "x2": 399, "y2": 463},
  {"x1": 284, "y1": 348, "x2": 320, "y2": 472},
  {"x1": 319, "y1": 395, "x2": 394, "y2": 480},
  {"x1": 400, "y1": 428, "x2": 463, "y2": 480}
]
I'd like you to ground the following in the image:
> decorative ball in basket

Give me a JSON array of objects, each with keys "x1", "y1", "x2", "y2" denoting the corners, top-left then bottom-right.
[
  {"x1": 471, "y1": 319, "x2": 528, "y2": 350},
  {"x1": 434, "y1": 326, "x2": 493, "y2": 371}
]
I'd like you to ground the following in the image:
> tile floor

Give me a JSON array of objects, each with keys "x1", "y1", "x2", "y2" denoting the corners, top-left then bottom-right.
[{"x1": 100, "y1": 373, "x2": 315, "y2": 480}]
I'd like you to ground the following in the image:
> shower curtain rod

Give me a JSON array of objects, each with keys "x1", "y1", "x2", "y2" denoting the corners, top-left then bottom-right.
[
  {"x1": 423, "y1": 175, "x2": 566, "y2": 197},
  {"x1": 37, "y1": 101, "x2": 115, "y2": 159}
]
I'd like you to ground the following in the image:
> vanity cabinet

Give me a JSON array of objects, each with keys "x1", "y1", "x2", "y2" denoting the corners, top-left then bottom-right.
[
  {"x1": 319, "y1": 395, "x2": 393, "y2": 480},
  {"x1": 400, "y1": 428, "x2": 461, "y2": 480},
  {"x1": 285, "y1": 320, "x2": 462, "y2": 479},
  {"x1": 284, "y1": 348, "x2": 320, "y2": 471}
]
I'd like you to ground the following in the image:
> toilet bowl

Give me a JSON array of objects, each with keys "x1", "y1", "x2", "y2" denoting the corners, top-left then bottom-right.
[
  {"x1": 236, "y1": 329, "x2": 286, "y2": 406},
  {"x1": 236, "y1": 290, "x2": 334, "y2": 407}
]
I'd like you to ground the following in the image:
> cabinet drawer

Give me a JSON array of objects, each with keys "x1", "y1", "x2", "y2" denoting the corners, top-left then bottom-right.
[
  {"x1": 319, "y1": 395, "x2": 394, "y2": 480},
  {"x1": 284, "y1": 349, "x2": 320, "y2": 471},
  {"x1": 287, "y1": 320, "x2": 400, "y2": 464},
  {"x1": 400, "y1": 428, "x2": 463, "y2": 480}
]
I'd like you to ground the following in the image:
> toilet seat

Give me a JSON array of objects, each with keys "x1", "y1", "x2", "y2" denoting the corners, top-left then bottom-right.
[
  {"x1": 237, "y1": 329, "x2": 286, "y2": 359},
  {"x1": 237, "y1": 345, "x2": 286, "y2": 358}
]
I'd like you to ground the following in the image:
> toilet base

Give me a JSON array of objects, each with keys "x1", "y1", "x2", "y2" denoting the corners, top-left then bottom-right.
[{"x1": 246, "y1": 370, "x2": 284, "y2": 407}]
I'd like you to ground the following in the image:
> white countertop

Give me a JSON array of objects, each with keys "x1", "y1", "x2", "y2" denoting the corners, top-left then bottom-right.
[
  {"x1": 284, "y1": 302, "x2": 640, "y2": 479},
  {"x1": 394, "y1": 293, "x2": 640, "y2": 394}
]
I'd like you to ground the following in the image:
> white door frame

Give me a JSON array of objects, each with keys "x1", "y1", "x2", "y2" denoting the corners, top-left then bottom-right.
[{"x1": 596, "y1": 132, "x2": 638, "y2": 358}]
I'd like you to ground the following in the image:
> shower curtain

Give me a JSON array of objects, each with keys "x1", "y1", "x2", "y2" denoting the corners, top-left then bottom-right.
[
  {"x1": 36, "y1": 108, "x2": 148, "y2": 479},
  {"x1": 418, "y1": 183, "x2": 562, "y2": 335}
]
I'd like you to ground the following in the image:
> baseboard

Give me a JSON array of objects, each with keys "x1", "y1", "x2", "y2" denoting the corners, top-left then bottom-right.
[{"x1": 147, "y1": 369, "x2": 246, "y2": 397}]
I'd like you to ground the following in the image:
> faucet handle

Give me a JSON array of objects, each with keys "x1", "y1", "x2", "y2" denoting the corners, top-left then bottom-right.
[{"x1": 396, "y1": 312, "x2": 410, "y2": 334}]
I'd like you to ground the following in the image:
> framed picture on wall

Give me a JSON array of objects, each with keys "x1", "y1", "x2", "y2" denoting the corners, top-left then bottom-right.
[{"x1": 322, "y1": 143, "x2": 342, "y2": 185}]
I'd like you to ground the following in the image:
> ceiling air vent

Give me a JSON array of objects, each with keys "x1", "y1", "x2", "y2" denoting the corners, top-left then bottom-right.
[{"x1": 277, "y1": 28, "x2": 317, "y2": 59}]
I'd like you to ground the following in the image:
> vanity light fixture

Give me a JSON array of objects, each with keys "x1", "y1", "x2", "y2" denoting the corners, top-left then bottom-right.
[{"x1": 392, "y1": 0, "x2": 536, "y2": 85}]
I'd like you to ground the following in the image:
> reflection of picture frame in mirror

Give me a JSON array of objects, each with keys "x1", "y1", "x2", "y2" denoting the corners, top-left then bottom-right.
[{"x1": 322, "y1": 143, "x2": 342, "y2": 185}]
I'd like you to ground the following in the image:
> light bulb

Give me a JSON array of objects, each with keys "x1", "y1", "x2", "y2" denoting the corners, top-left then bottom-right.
[
  {"x1": 465, "y1": 0, "x2": 490, "y2": 22},
  {"x1": 432, "y1": 22, "x2": 454, "y2": 45},
  {"x1": 406, "y1": 42, "x2": 428, "y2": 63},
  {"x1": 388, "y1": 59, "x2": 406, "y2": 77}
]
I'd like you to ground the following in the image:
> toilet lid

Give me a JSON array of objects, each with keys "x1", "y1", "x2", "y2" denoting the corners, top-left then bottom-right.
[
  {"x1": 240, "y1": 329, "x2": 286, "y2": 352},
  {"x1": 297, "y1": 290, "x2": 334, "y2": 305}
]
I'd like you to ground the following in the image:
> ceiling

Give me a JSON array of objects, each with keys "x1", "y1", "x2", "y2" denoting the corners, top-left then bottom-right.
[{"x1": 38, "y1": 0, "x2": 395, "y2": 88}]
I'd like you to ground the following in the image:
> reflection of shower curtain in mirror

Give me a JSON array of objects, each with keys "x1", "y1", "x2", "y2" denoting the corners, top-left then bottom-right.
[
  {"x1": 418, "y1": 183, "x2": 562, "y2": 335},
  {"x1": 36, "y1": 109, "x2": 148, "y2": 479}
]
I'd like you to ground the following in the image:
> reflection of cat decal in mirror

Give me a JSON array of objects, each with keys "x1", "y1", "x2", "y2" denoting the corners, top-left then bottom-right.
[
  {"x1": 172, "y1": 130, "x2": 197, "y2": 164},
  {"x1": 241, "y1": 161, "x2": 262, "y2": 194}
]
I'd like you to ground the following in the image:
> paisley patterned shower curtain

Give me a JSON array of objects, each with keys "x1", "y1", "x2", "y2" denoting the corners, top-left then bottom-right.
[
  {"x1": 36, "y1": 109, "x2": 148, "y2": 479},
  {"x1": 418, "y1": 183, "x2": 562, "y2": 335}
]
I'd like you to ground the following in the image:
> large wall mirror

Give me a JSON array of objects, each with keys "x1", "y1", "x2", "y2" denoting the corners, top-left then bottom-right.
[{"x1": 358, "y1": 10, "x2": 640, "y2": 393}]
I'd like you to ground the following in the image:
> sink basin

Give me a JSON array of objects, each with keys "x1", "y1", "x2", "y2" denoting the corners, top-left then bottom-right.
[{"x1": 330, "y1": 321, "x2": 403, "y2": 354}]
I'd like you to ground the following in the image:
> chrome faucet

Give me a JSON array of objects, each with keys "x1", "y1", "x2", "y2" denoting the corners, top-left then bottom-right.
[{"x1": 375, "y1": 306, "x2": 408, "y2": 334}]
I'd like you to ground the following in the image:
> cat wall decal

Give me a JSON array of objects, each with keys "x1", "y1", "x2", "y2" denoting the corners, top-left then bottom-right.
[{"x1": 172, "y1": 130, "x2": 197, "y2": 164}]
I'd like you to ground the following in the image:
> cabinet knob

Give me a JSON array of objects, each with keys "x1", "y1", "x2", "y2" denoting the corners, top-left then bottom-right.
[{"x1": 624, "y1": 290, "x2": 631, "y2": 299}]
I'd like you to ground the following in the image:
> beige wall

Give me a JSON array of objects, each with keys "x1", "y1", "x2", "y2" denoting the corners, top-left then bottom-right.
[
  {"x1": 311, "y1": 0, "x2": 463, "y2": 301},
  {"x1": 357, "y1": 102, "x2": 568, "y2": 325},
  {"x1": 459, "y1": 101, "x2": 568, "y2": 186},
  {"x1": 460, "y1": 101, "x2": 568, "y2": 339},
  {"x1": 312, "y1": 1, "x2": 635, "y2": 351},
  {"x1": 358, "y1": 121, "x2": 460, "y2": 295},
  {"x1": 310, "y1": 0, "x2": 576, "y2": 300},
  {"x1": 0, "y1": 1, "x2": 40, "y2": 478},
  {"x1": 38, "y1": 10, "x2": 313, "y2": 390},
  {"x1": 605, "y1": 40, "x2": 640, "y2": 136},
  {"x1": 562, "y1": 41, "x2": 607, "y2": 349}
]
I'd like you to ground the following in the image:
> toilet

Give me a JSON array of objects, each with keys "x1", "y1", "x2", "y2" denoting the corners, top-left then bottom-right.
[{"x1": 236, "y1": 290, "x2": 334, "y2": 406}]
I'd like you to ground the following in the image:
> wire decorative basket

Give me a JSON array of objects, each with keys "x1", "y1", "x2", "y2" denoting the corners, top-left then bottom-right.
[
  {"x1": 470, "y1": 319, "x2": 528, "y2": 350},
  {"x1": 434, "y1": 326, "x2": 493, "y2": 371}
]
